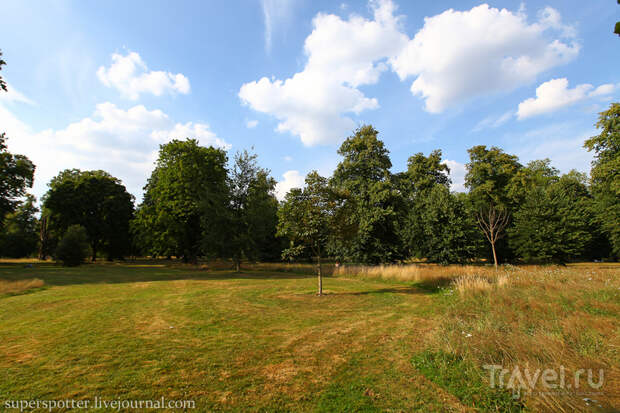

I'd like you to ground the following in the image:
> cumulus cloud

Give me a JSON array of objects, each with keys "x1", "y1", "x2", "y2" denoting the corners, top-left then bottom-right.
[
  {"x1": 240, "y1": 0, "x2": 407, "y2": 146},
  {"x1": 391, "y1": 4, "x2": 579, "y2": 113},
  {"x1": 241, "y1": 1, "x2": 579, "y2": 144},
  {"x1": 0, "y1": 101, "x2": 229, "y2": 200},
  {"x1": 442, "y1": 160, "x2": 467, "y2": 192},
  {"x1": 517, "y1": 78, "x2": 619, "y2": 119},
  {"x1": 246, "y1": 119, "x2": 259, "y2": 128},
  {"x1": 589, "y1": 83, "x2": 619, "y2": 97},
  {"x1": 97, "y1": 51, "x2": 190, "y2": 100},
  {"x1": 151, "y1": 121, "x2": 231, "y2": 149},
  {"x1": 275, "y1": 170, "x2": 305, "y2": 200}
]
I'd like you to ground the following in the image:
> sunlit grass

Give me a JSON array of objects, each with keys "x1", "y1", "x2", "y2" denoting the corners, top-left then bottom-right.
[{"x1": 0, "y1": 261, "x2": 617, "y2": 411}]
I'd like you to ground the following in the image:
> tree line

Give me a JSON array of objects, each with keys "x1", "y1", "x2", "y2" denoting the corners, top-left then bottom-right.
[{"x1": 1, "y1": 51, "x2": 618, "y2": 268}]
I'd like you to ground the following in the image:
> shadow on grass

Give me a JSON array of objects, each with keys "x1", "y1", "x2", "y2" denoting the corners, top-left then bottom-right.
[
  {"x1": 413, "y1": 277, "x2": 454, "y2": 294},
  {"x1": 0, "y1": 262, "x2": 317, "y2": 287},
  {"x1": 334, "y1": 286, "x2": 430, "y2": 296}
]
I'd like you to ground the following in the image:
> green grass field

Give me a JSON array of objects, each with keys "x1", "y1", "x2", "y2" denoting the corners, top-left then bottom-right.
[{"x1": 0, "y1": 262, "x2": 618, "y2": 412}]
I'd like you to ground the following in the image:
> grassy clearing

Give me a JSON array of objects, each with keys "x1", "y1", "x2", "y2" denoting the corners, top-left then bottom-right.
[{"x1": 0, "y1": 261, "x2": 618, "y2": 412}]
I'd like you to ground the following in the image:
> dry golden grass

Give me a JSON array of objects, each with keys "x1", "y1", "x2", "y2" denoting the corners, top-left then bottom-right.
[
  {"x1": 333, "y1": 262, "x2": 620, "y2": 410},
  {"x1": 334, "y1": 263, "x2": 514, "y2": 294},
  {"x1": 0, "y1": 278, "x2": 44, "y2": 295},
  {"x1": 432, "y1": 265, "x2": 620, "y2": 412}
]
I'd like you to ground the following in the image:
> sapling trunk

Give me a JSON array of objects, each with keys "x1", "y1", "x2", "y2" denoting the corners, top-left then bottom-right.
[{"x1": 317, "y1": 254, "x2": 322, "y2": 296}]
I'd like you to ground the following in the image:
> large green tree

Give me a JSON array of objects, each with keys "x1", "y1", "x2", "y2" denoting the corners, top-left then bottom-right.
[
  {"x1": 277, "y1": 171, "x2": 335, "y2": 295},
  {"x1": 397, "y1": 149, "x2": 450, "y2": 196},
  {"x1": 224, "y1": 150, "x2": 279, "y2": 271},
  {"x1": 0, "y1": 194, "x2": 39, "y2": 258},
  {"x1": 330, "y1": 125, "x2": 404, "y2": 264},
  {"x1": 404, "y1": 185, "x2": 480, "y2": 263},
  {"x1": 509, "y1": 172, "x2": 594, "y2": 263},
  {"x1": 43, "y1": 169, "x2": 134, "y2": 261},
  {"x1": 0, "y1": 133, "x2": 35, "y2": 228},
  {"x1": 465, "y1": 145, "x2": 522, "y2": 266},
  {"x1": 397, "y1": 149, "x2": 480, "y2": 263},
  {"x1": 134, "y1": 139, "x2": 228, "y2": 262},
  {"x1": 584, "y1": 102, "x2": 620, "y2": 257}
]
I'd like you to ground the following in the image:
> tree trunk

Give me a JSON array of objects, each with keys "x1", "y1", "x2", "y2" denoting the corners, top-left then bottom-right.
[
  {"x1": 235, "y1": 259, "x2": 241, "y2": 272},
  {"x1": 91, "y1": 242, "x2": 97, "y2": 262},
  {"x1": 491, "y1": 242, "x2": 498, "y2": 269},
  {"x1": 317, "y1": 254, "x2": 322, "y2": 296},
  {"x1": 38, "y1": 216, "x2": 48, "y2": 260}
]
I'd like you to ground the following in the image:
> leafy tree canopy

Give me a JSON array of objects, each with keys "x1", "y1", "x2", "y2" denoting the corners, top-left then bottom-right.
[
  {"x1": 584, "y1": 102, "x2": 620, "y2": 257},
  {"x1": 43, "y1": 169, "x2": 134, "y2": 261},
  {"x1": 223, "y1": 150, "x2": 279, "y2": 270},
  {"x1": 330, "y1": 125, "x2": 404, "y2": 264},
  {"x1": 0, "y1": 194, "x2": 39, "y2": 258},
  {"x1": 134, "y1": 139, "x2": 228, "y2": 262},
  {"x1": 0, "y1": 133, "x2": 35, "y2": 226},
  {"x1": 465, "y1": 145, "x2": 522, "y2": 210}
]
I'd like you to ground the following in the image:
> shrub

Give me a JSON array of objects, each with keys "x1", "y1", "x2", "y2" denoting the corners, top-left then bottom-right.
[{"x1": 55, "y1": 225, "x2": 90, "y2": 266}]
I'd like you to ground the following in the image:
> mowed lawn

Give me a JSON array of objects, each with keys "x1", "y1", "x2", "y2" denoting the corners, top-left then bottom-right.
[{"x1": 0, "y1": 262, "x2": 618, "y2": 412}]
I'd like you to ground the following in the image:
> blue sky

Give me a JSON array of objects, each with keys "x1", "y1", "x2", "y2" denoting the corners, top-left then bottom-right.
[{"x1": 0, "y1": 0, "x2": 618, "y2": 201}]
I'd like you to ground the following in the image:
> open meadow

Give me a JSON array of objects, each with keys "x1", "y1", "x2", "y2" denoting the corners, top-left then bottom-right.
[{"x1": 0, "y1": 261, "x2": 618, "y2": 412}]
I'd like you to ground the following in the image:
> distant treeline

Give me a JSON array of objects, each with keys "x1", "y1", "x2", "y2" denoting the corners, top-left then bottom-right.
[{"x1": 1, "y1": 103, "x2": 618, "y2": 266}]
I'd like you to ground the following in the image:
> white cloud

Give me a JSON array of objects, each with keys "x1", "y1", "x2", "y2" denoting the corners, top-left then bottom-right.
[
  {"x1": 240, "y1": 0, "x2": 408, "y2": 146},
  {"x1": 261, "y1": 0, "x2": 296, "y2": 52},
  {"x1": 151, "y1": 121, "x2": 231, "y2": 149},
  {"x1": 390, "y1": 4, "x2": 579, "y2": 113},
  {"x1": 472, "y1": 110, "x2": 514, "y2": 132},
  {"x1": 275, "y1": 170, "x2": 305, "y2": 200},
  {"x1": 242, "y1": 2, "x2": 580, "y2": 144},
  {"x1": 97, "y1": 51, "x2": 190, "y2": 100},
  {"x1": 0, "y1": 83, "x2": 34, "y2": 105},
  {"x1": 246, "y1": 119, "x2": 259, "y2": 128},
  {"x1": 589, "y1": 83, "x2": 619, "y2": 97},
  {"x1": 510, "y1": 123, "x2": 594, "y2": 174},
  {"x1": 0, "y1": 101, "x2": 229, "y2": 201},
  {"x1": 443, "y1": 160, "x2": 466, "y2": 192},
  {"x1": 283, "y1": 155, "x2": 293, "y2": 162},
  {"x1": 517, "y1": 78, "x2": 619, "y2": 119}
]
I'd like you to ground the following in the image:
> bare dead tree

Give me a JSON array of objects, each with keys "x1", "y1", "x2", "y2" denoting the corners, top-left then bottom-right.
[{"x1": 476, "y1": 205, "x2": 510, "y2": 269}]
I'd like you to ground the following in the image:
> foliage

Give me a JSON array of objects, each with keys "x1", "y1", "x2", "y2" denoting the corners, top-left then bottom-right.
[
  {"x1": 277, "y1": 171, "x2": 336, "y2": 293},
  {"x1": 397, "y1": 150, "x2": 480, "y2": 263},
  {"x1": 223, "y1": 150, "x2": 279, "y2": 270},
  {"x1": 55, "y1": 224, "x2": 90, "y2": 266},
  {"x1": 584, "y1": 103, "x2": 620, "y2": 258},
  {"x1": 507, "y1": 158, "x2": 559, "y2": 205},
  {"x1": 419, "y1": 189, "x2": 481, "y2": 264},
  {"x1": 465, "y1": 145, "x2": 522, "y2": 210},
  {"x1": 133, "y1": 139, "x2": 228, "y2": 262},
  {"x1": 0, "y1": 133, "x2": 35, "y2": 227},
  {"x1": 509, "y1": 172, "x2": 594, "y2": 263},
  {"x1": 43, "y1": 169, "x2": 134, "y2": 261},
  {"x1": 397, "y1": 149, "x2": 450, "y2": 196},
  {"x1": 0, "y1": 194, "x2": 39, "y2": 257},
  {"x1": 278, "y1": 172, "x2": 333, "y2": 260},
  {"x1": 330, "y1": 125, "x2": 404, "y2": 264},
  {"x1": 0, "y1": 49, "x2": 6, "y2": 92},
  {"x1": 465, "y1": 145, "x2": 522, "y2": 263}
]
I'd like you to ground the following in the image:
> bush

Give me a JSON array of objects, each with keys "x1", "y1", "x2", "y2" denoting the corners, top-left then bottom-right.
[{"x1": 55, "y1": 225, "x2": 90, "y2": 266}]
